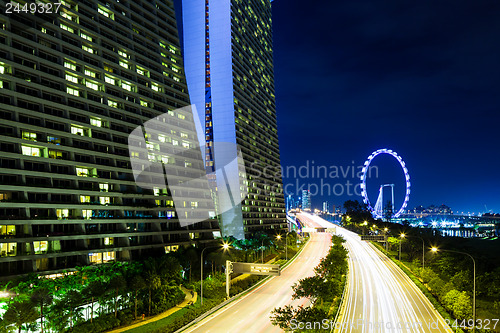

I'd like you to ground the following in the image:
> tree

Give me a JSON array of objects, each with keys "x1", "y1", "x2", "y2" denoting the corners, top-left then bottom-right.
[
  {"x1": 130, "y1": 275, "x2": 146, "y2": 319},
  {"x1": 443, "y1": 289, "x2": 472, "y2": 320},
  {"x1": 108, "y1": 274, "x2": 127, "y2": 318},
  {"x1": 65, "y1": 289, "x2": 83, "y2": 328},
  {"x1": 3, "y1": 300, "x2": 39, "y2": 333},
  {"x1": 83, "y1": 280, "x2": 106, "y2": 323},
  {"x1": 30, "y1": 287, "x2": 53, "y2": 333},
  {"x1": 144, "y1": 272, "x2": 161, "y2": 317}
]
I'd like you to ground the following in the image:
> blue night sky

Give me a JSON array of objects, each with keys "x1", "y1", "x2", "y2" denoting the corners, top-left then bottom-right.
[{"x1": 271, "y1": 0, "x2": 500, "y2": 214}]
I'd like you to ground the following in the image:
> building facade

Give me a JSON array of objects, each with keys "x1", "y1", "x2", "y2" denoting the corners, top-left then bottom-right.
[
  {"x1": 181, "y1": 0, "x2": 286, "y2": 238},
  {"x1": 0, "y1": 0, "x2": 217, "y2": 278},
  {"x1": 301, "y1": 190, "x2": 311, "y2": 210}
]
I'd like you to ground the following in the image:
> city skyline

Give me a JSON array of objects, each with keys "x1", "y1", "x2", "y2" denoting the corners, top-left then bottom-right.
[{"x1": 272, "y1": 0, "x2": 500, "y2": 213}]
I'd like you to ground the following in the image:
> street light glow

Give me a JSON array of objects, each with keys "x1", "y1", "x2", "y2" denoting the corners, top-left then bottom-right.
[
  {"x1": 431, "y1": 247, "x2": 438, "y2": 252},
  {"x1": 222, "y1": 243, "x2": 230, "y2": 250},
  {"x1": 400, "y1": 233, "x2": 406, "y2": 238},
  {"x1": 276, "y1": 235, "x2": 281, "y2": 240}
]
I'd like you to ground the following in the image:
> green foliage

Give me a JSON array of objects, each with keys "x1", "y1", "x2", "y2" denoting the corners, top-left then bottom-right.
[
  {"x1": 271, "y1": 238, "x2": 348, "y2": 331},
  {"x1": 443, "y1": 290, "x2": 472, "y2": 320},
  {"x1": 2, "y1": 300, "x2": 39, "y2": 333}
]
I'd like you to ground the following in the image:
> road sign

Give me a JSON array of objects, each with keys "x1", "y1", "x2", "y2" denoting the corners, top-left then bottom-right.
[
  {"x1": 232, "y1": 262, "x2": 280, "y2": 276},
  {"x1": 360, "y1": 235, "x2": 386, "y2": 242},
  {"x1": 326, "y1": 227, "x2": 336, "y2": 233}
]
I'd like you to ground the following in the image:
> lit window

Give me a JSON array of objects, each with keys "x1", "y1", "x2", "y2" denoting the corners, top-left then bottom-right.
[
  {"x1": 22, "y1": 131, "x2": 37, "y2": 141},
  {"x1": 104, "y1": 237, "x2": 114, "y2": 246},
  {"x1": 99, "y1": 183, "x2": 109, "y2": 192},
  {"x1": 172, "y1": 67, "x2": 179, "y2": 73},
  {"x1": 105, "y1": 75, "x2": 116, "y2": 85},
  {"x1": 104, "y1": 65, "x2": 114, "y2": 73},
  {"x1": 90, "y1": 117, "x2": 102, "y2": 127},
  {"x1": 172, "y1": 140, "x2": 178, "y2": 146},
  {"x1": 89, "y1": 252, "x2": 102, "y2": 263},
  {"x1": 180, "y1": 132, "x2": 188, "y2": 138},
  {"x1": 85, "y1": 69, "x2": 97, "y2": 77},
  {"x1": 47, "y1": 136, "x2": 61, "y2": 145},
  {"x1": 99, "y1": 197, "x2": 110, "y2": 205},
  {"x1": 80, "y1": 195, "x2": 90, "y2": 203},
  {"x1": 60, "y1": 23, "x2": 74, "y2": 33},
  {"x1": 130, "y1": 151, "x2": 139, "y2": 159},
  {"x1": 191, "y1": 202, "x2": 198, "y2": 208},
  {"x1": 182, "y1": 141, "x2": 190, "y2": 149},
  {"x1": 82, "y1": 210, "x2": 92, "y2": 219},
  {"x1": 97, "y1": 5, "x2": 114, "y2": 20},
  {"x1": 118, "y1": 50, "x2": 129, "y2": 58},
  {"x1": 103, "y1": 251, "x2": 115, "y2": 262},
  {"x1": 161, "y1": 155, "x2": 169, "y2": 163},
  {"x1": 64, "y1": 61, "x2": 76, "y2": 70},
  {"x1": 168, "y1": 110, "x2": 175, "y2": 117},
  {"x1": 56, "y1": 209, "x2": 69, "y2": 219},
  {"x1": 80, "y1": 32, "x2": 92, "y2": 41},
  {"x1": 21, "y1": 145, "x2": 42, "y2": 157},
  {"x1": 153, "y1": 188, "x2": 160, "y2": 196},
  {"x1": 82, "y1": 45, "x2": 95, "y2": 54},
  {"x1": 76, "y1": 167, "x2": 89, "y2": 177},
  {"x1": 173, "y1": 77, "x2": 180, "y2": 82},
  {"x1": 158, "y1": 134, "x2": 170, "y2": 143},
  {"x1": 185, "y1": 161, "x2": 192, "y2": 167},
  {"x1": 119, "y1": 60, "x2": 129, "y2": 69},
  {"x1": 0, "y1": 243, "x2": 16, "y2": 257},
  {"x1": 71, "y1": 125, "x2": 91, "y2": 137},
  {"x1": 140, "y1": 100, "x2": 148, "y2": 107},
  {"x1": 86, "y1": 81, "x2": 99, "y2": 91},
  {"x1": 121, "y1": 82, "x2": 132, "y2": 91},
  {"x1": 136, "y1": 67, "x2": 148, "y2": 76},
  {"x1": 178, "y1": 113, "x2": 186, "y2": 120},
  {"x1": 0, "y1": 225, "x2": 16, "y2": 236},
  {"x1": 65, "y1": 73, "x2": 78, "y2": 83},
  {"x1": 0, "y1": 64, "x2": 4, "y2": 74},
  {"x1": 152, "y1": 83, "x2": 160, "y2": 92},
  {"x1": 67, "y1": 87, "x2": 80, "y2": 96},
  {"x1": 107, "y1": 100, "x2": 118, "y2": 108},
  {"x1": 33, "y1": 241, "x2": 48, "y2": 254},
  {"x1": 48, "y1": 150, "x2": 63, "y2": 159}
]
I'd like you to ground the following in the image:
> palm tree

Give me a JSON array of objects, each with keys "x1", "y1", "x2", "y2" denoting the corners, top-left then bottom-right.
[
  {"x1": 130, "y1": 275, "x2": 146, "y2": 319},
  {"x1": 65, "y1": 290, "x2": 83, "y2": 328},
  {"x1": 108, "y1": 274, "x2": 127, "y2": 318},
  {"x1": 30, "y1": 287, "x2": 53, "y2": 333},
  {"x1": 83, "y1": 280, "x2": 106, "y2": 323},
  {"x1": 3, "y1": 300, "x2": 38, "y2": 333},
  {"x1": 144, "y1": 271, "x2": 161, "y2": 317}
]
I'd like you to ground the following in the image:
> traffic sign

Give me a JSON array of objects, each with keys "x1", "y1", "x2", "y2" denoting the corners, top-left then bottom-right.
[{"x1": 232, "y1": 262, "x2": 280, "y2": 276}]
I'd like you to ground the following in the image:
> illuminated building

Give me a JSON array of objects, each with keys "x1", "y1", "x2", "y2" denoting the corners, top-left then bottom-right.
[
  {"x1": 181, "y1": 0, "x2": 286, "y2": 239},
  {"x1": 0, "y1": 0, "x2": 216, "y2": 278}
]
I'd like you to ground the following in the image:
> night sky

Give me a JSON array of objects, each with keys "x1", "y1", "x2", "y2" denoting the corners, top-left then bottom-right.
[{"x1": 272, "y1": 0, "x2": 500, "y2": 214}]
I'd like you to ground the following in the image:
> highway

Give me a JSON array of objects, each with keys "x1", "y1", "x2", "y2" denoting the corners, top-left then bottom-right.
[
  {"x1": 182, "y1": 231, "x2": 332, "y2": 333},
  {"x1": 315, "y1": 215, "x2": 453, "y2": 333}
]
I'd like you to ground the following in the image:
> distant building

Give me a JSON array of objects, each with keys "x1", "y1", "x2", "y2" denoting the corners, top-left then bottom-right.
[
  {"x1": 411, "y1": 204, "x2": 453, "y2": 215},
  {"x1": 322, "y1": 201, "x2": 329, "y2": 213},
  {"x1": 301, "y1": 190, "x2": 311, "y2": 210}
]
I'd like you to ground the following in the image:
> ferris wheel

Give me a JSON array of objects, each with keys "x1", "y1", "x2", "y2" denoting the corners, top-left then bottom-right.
[{"x1": 359, "y1": 149, "x2": 411, "y2": 219}]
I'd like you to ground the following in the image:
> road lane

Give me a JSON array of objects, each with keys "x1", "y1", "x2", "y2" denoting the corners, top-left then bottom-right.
[
  {"x1": 331, "y1": 219, "x2": 453, "y2": 333},
  {"x1": 182, "y1": 232, "x2": 332, "y2": 333}
]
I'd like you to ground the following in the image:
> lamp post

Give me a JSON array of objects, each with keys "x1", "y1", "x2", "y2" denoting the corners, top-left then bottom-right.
[
  {"x1": 406, "y1": 235, "x2": 426, "y2": 269},
  {"x1": 201, "y1": 242, "x2": 230, "y2": 306},
  {"x1": 384, "y1": 228, "x2": 389, "y2": 251},
  {"x1": 432, "y1": 247, "x2": 476, "y2": 332},
  {"x1": 399, "y1": 233, "x2": 405, "y2": 261}
]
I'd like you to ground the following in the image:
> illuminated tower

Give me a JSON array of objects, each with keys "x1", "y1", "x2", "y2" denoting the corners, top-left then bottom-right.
[{"x1": 182, "y1": 0, "x2": 286, "y2": 238}]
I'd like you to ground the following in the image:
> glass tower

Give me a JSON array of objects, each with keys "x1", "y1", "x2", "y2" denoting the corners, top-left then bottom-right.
[
  {"x1": 182, "y1": 0, "x2": 286, "y2": 239},
  {"x1": 0, "y1": 0, "x2": 217, "y2": 279}
]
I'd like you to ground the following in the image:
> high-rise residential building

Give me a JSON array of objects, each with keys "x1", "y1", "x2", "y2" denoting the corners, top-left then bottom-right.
[
  {"x1": 301, "y1": 190, "x2": 311, "y2": 210},
  {"x1": 181, "y1": 0, "x2": 286, "y2": 239},
  {"x1": 0, "y1": 0, "x2": 217, "y2": 279},
  {"x1": 322, "y1": 201, "x2": 329, "y2": 213}
]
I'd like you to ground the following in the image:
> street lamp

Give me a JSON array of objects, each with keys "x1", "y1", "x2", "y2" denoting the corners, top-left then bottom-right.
[
  {"x1": 399, "y1": 233, "x2": 405, "y2": 261},
  {"x1": 405, "y1": 235, "x2": 426, "y2": 269},
  {"x1": 201, "y1": 242, "x2": 230, "y2": 305},
  {"x1": 432, "y1": 247, "x2": 476, "y2": 332},
  {"x1": 383, "y1": 228, "x2": 389, "y2": 251},
  {"x1": 261, "y1": 239, "x2": 265, "y2": 263}
]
